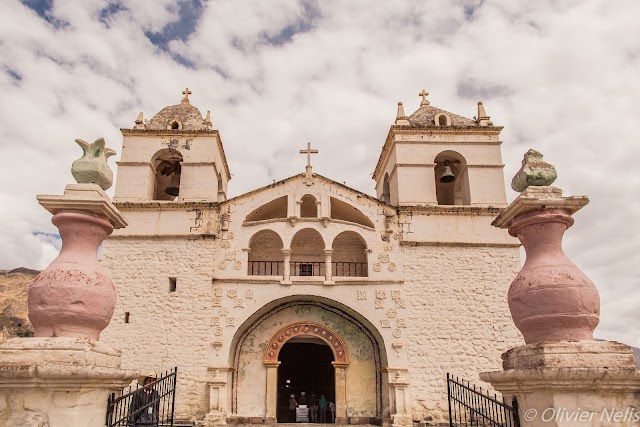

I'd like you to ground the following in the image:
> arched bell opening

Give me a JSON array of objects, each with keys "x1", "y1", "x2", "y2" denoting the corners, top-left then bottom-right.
[
  {"x1": 434, "y1": 151, "x2": 469, "y2": 205},
  {"x1": 300, "y1": 194, "x2": 318, "y2": 218},
  {"x1": 151, "y1": 148, "x2": 183, "y2": 201},
  {"x1": 381, "y1": 173, "x2": 391, "y2": 204}
]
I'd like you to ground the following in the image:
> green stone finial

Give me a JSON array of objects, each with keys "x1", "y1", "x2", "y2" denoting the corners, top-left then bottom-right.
[
  {"x1": 511, "y1": 149, "x2": 557, "y2": 192},
  {"x1": 71, "y1": 137, "x2": 116, "y2": 190}
]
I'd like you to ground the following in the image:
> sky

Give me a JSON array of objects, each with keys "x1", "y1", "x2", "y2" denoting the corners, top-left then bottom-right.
[{"x1": 0, "y1": 0, "x2": 638, "y2": 347}]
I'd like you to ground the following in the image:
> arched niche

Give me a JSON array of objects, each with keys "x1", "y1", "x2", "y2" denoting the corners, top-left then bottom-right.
[
  {"x1": 381, "y1": 174, "x2": 391, "y2": 204},
  {"x1": 331, "y1": 231, "x2": 368, "y2": 277},
  {"x1": 290, "y1": 228, "x2": 325, "y2": 277},
  {"x1": 248, "y1": 230, "x2": 284, "y2": 276},
  {"x1": 434, "y1": 151, "x2": 470, "y2": 205},
  {"x1": 300, "y1": 194, "x2": 318, "y2": 218},
  {"x1": 330, "y1": 197, "x2": 375, "y2": 228},
  {"x1": 245, "y1": 196, "x2": 288, "y2": 222},
  {"x1": 151, "y1": 148, "x2": 183, "y2": 201}
]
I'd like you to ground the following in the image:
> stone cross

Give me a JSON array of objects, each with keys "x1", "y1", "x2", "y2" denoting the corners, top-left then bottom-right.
[
  {"x1": 418, "y1": 89, "x2": 430, "y2": 105},
  {"x1": 300, "y1": 142, "x2": 318, "y2": 183},
  {"x1": 182, "y1": 87, "x2": 192, "y2": 103}
]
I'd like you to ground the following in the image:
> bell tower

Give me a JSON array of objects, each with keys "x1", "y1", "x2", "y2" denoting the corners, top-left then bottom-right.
[
  {"x1": 373, "y1": 91, "x2": 507, "y2": 207},
  {"x1": 114, "y1": 88, "x2": 230, "y2": 203}
]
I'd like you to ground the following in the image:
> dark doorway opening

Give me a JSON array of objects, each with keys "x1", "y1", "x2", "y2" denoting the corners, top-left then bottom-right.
[{"x1": 277, "y1": 340, "x2": 335, "y2": 423}]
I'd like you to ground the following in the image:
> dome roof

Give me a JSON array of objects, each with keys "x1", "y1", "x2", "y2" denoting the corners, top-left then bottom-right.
[
  {"x1": 146, "y1": 101, "x2": 208, "y2": 131},
  {"x1": 408, "y1": 103, "x2": 478, "y2": 127}
]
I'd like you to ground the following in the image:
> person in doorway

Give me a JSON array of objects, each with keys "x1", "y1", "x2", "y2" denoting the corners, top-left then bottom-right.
[
  {"x1": 298, "y1": 391, "x2": 307, "y2": 405},
  {"x1": 328, "y1": 401, "x2": 336, "y2": 423},
  {"x1": 129, "y1": 374, "x2": 160, "y2": 427},
  {"x1": 289, "y1": 394, "x2": 298, "y2": 423},
  {"x1": 318, "y1": 394, "x2": 327, "y2": 423},
  {"x1": 309, "y1": 393, "x2": 319, "y2": 423}
]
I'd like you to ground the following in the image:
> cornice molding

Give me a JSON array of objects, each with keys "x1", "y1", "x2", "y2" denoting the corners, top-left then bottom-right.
[
  {"x1": 397, "y1": 205, "x2": 506, "y2": 216},
  {"x1": 113, "y1": 200, "x2": 219, "y2": 211}
]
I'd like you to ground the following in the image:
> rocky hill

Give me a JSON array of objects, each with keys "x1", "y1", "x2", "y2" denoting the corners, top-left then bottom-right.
[{"x1": 0, "y1": 268, "x2": 38, "y2": 341}]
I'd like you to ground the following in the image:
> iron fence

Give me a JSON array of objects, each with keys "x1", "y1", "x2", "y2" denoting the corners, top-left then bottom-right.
[
  {"x1": 332, "y1": 261, "x2": 368, "y2": 277},
  {"x1": 106, "y1": 367, "x2": 177, "y2": 427},
  {"x1": 447, "y1": 374, "x2": 519, "y2": 427},
  {"x1": 247, "y1": 261, "x2": 368, "y2": 277}
]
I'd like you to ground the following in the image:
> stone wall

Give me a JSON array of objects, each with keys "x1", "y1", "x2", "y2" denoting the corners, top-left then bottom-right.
[
  {"x1": 403, "y1": 245, "x2": 522, "y2": 423},
  {"x1": 100, "y1": 237, "x2": 216, "y2": 420}
]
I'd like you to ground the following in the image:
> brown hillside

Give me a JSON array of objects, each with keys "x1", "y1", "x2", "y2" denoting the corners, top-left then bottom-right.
[{"x1": 0, "y1": 268, "x2": 37, "y2": 340}]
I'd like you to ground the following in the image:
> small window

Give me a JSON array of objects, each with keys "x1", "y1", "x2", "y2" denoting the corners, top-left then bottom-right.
[
  {"x1": 299, "y1": 263, "x2": 314, "y2": 276},
  {"x1": 169, "y1": 277, "x2": 177, "y2": 292},
  {"x1": 124, "y1": 312, "x2": 130, "y2": 323},
  {"x1": 438, "y1": 115, "x2": 447, "y2": 126},
  {"x1": 171, "y1": 121, "x2": 179, "y2": 130}
]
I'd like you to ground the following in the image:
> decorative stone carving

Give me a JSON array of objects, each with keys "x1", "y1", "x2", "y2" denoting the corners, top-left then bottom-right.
[
  {"x1": 218, "y1": 260, "x2": 227, "y2": 270},
  {"x1": 226, "y1": 317, "x2": 235, "y2": 327},
  {"x1": 388, "y1": 262, "x2": 397, "y2": 272},
  {"x1": 393, "y1": 329, "x2": 402, "y2": 338},
  {"x1": 357, "y1": 290, "x2": 367, "y2": 300},
  {"x1": 212, "y1": 297, "x2": 222, "y2": 307},
  {"x1": 375, "y1": 300, "x2": 384, "y2": 309},
  {"x1": 234, "y1": 299, "x2": 244, "y2": 308},
  {"x1": 225, "y1": 251, "x2": 237, "y2": 261},
  {"x1": 214, "y1": 327, "x2": 223, "y2": 336},
  {"x1": 386, "y1": 308, "x2": 397, "y2": 318},
  {"x1": 227, "y1": 289, "x2": 237, "y2": 298},
  {"x1": 211, "y1": 317, "x2": 220, "y2": 326},
  {"x1": 376, "y1": 290, "x2": 387, "y2": 299},
  {"x1": 29, "y1": 212, "x2": 116, "y2": 340},
  {"x1": 392, "y1": 342, "x2": 403, "y2": 358},
  {"x1": 397, "y1": 319, "x2": 406, "y2": 328},
  {"x1": 395, "y1": 298, "x2": 405, "y2": 309},
  {"x1": 233, "y1": 261, "x2": 242, "y2": 270},
  {"x1": 378, "y1": 253, "x2": 390, "y2": 263},
  {"x1": 493, "y1": 175, "x2": 598, "y2": 343},
  {"x1": 373, "y1": 263, "x2": 382, "y2": 272},
  {"x1": 381, "y1": 319, "x2": 391, "y2": 328},
  {"x1": 211, "y1": 341, "x2": 223, "y2": 356},
  {"x1": 245, "y1": 289, "x2": 254, "y2": 299},
  {"x1": 511, "y1": 149, "x2": 557, "y2": 192},
  {"x1": 71, "y1": 138, "x2": 116, "y2": 190},
  {"x1": 391, "y1": 290, "x2": 401, "y2": 300},
  {"x1": 219, "y1": 308, "x2": 229, "y2": 317},
  {"x1": 264, "y1": 322, "x2": 349, "y2": 365},
  {"x1": 214, "y1": 287, "x2": 223, "y2": 297}
]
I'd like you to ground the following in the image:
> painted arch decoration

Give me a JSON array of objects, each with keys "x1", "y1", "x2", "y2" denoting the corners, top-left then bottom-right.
[{"x1": 263, "y1": 321, "x2": 350, "y2": 365}]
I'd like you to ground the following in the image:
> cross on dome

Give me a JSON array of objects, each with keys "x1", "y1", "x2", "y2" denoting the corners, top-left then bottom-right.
[
  {"x1": 181, "y1": 88, "x2": 192, "y2": 103},
  {"x1": 419, "y1": 89, "x2": 430, "y2": 106}
]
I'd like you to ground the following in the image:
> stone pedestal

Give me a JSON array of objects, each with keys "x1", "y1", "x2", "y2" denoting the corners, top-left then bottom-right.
[
  {"x1": 204, "y1": 368, "x2": 230, "y2": 426},
  {"x1": 387, "y1": 370, "x2": 413, "y2": 427},
  {"x1": 0, "y1": 337, "x2": 136, "y2": 427},
  {"x1": 481, "y1": 341, "x2": 640, "y2": 427}
]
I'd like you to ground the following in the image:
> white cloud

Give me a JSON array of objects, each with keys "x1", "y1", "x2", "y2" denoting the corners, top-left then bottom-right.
[{"x1": 0, "y1": 0, "x2": 638, "y2": 347}]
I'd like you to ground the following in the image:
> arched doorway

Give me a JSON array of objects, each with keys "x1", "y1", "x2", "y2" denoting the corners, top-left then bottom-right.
[
  {"x1": 231, "y1": 299, "x2": 385, "y2": 424},
  {"x1": 277, "y1": 340, "x2": 335, "y2": 422}
]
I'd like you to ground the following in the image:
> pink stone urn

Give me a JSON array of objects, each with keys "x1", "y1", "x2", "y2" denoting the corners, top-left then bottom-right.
[
  {"x1": 507, "y1": 208, "x2": 600, "y2": 344},
  {"x1": 28, "y1": 209, "x2": 117, "y2": 340}
]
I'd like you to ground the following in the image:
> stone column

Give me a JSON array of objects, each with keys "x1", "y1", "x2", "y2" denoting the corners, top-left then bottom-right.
[
  {"x1": 324, "y1": 249, "x2": 334, "y2": 284},
  {"x1": 481, "y1": 151, "x2": 640, "y2": 427},
  {"x1": 333, "y1": 363, "x2": 348, "y2": 424},
  {"x1": 281, "y1": 249, "x2": 292, "y2": 285},
  {"x1": 0, "y1": 182, "x2": 136, "y2": 427},
  {"x1": 204, "y1": 369, "x2": 228, "y2": 426},
  {"x1": 264, "y1": 362, "x2": 280, "y2": 424}
]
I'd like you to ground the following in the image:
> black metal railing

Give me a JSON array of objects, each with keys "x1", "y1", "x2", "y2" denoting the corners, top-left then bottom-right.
[
  {"x1": 248, "y1": 261, "x2": 284, "y2": 276},
  {"x1": 106, "y1": 367, "x2": 177, "y2": 427},
  {"x1": 247, "y1": 261, "x2": 368, "y2": 277},
  {"x1": 290, "y1": 261, "x2": 325, "y2": 276},
  {"x1": 447, "y1": 374, "x2": 519, "y2": 427},
  {"x1": 332, "y1": 262, "x2": 368, "y2": 277}
]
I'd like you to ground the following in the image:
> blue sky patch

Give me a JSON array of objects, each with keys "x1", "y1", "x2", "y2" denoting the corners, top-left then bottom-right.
[
  {"x1": 21, "y1": 0, "x2": 69, "y2": 28},
  {"x1": 99, "y1": 1, "x2": 127, "y2": 27}
]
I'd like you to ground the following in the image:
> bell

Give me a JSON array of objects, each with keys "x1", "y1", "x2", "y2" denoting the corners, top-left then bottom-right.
[
  {"x1": 439, "y1": 163, "x2": 455, "y2": 184},
  {"x1": 165, "y1": 173, "x2": 181, "y2": 196}
]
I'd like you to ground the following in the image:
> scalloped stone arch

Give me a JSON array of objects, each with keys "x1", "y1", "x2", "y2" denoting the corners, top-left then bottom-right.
[{"x1": 263, "y1": 321, "x2": 349, "y2": 365}]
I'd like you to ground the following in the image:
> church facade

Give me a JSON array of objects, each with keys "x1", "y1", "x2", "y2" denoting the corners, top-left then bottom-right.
[{"x1": 100, "y1": 90, "x2": 523, "y2": 425}]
